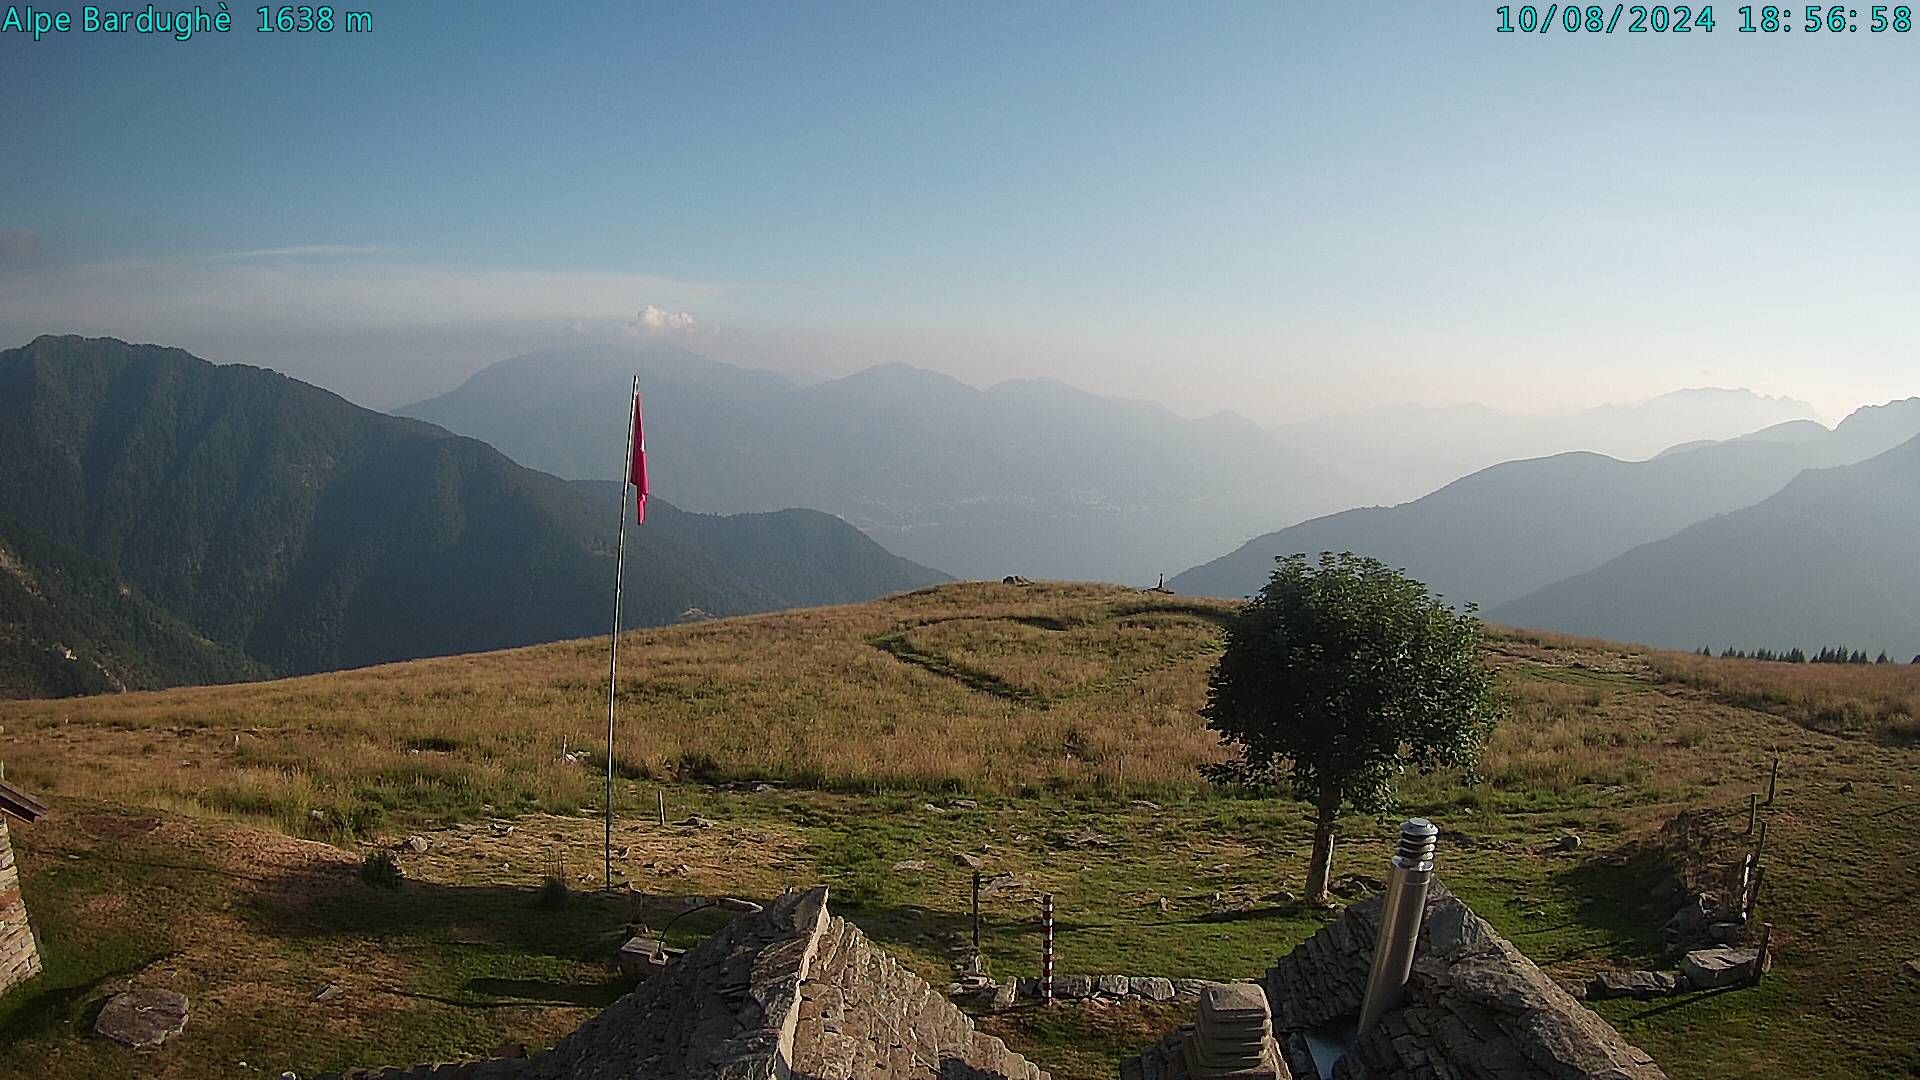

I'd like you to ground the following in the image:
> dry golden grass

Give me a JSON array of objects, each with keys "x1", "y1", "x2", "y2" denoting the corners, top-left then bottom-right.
[
  {"x1": 3, "y1": 583, "x2": 1919, "y2": 1079},
  {"x1": 1648, "y1": 649, "x2": 1920, "y2": 744},
  {"x1": 0, "y1": 584, "x2": 1239, "y2": 834},
  {"x1": 2, "y1": 581, "x2": 1915, "y2": 841}
]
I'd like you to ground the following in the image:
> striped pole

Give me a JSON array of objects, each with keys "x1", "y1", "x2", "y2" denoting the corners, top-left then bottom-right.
[{"x1": 1042, "y1": 894, "x2": 1055, "y2": 1003}]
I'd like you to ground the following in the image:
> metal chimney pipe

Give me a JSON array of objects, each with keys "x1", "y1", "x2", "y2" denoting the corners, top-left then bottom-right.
[{"x1": 1357, "y1": 818, "x2": 1439, "y2": 1034}]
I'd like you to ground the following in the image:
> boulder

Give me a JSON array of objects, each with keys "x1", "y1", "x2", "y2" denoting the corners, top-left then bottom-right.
[
  {"x1": 1129, "y1": 976, "x2": 1176, "y2": 1001},
  {"x1": 402, "y1": 835, "x2": 430, "y2": 854},
  {"x1": 95, "y1": 989, "x2": 190, "y2": 1049},
  {"x1": 1681, "y1": 947, "x2": 1758, "y2": 989},
  {"x1": 1053, "y1": 974, "x2": 1094, "y2": 999},
  {"x1": 1095, "y1": 974, "x2": 1131, "y2": 997},
  {"x1": 1587, "y1": 969, "x2": 1679, "y2": 1000}
]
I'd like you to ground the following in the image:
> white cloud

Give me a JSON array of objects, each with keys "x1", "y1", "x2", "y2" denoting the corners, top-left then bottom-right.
[{"x1": 626, "y1": 304, "x2": 697, "y2": 336}]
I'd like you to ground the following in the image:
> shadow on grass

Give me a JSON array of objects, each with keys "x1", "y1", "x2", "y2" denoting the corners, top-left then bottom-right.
[
  {"x1": 372, "y1": 977, "x2": 630, "y2": 1010},
  {"x1": 0, "y1": 950, "x2": 176, "y2": 1046},
  {"x1": 1623, "y1": 982, "x2": 1750, "y2": 1021},
  {"x1": 232, "y1": 860, "x2": 742, "y2": 967},
  {"x1": 463, "y1": 977, "x2": 630, "y2": 1007},
  {"x1": 1544, "y1": 838, "x2": 1681, "y2": 967}
]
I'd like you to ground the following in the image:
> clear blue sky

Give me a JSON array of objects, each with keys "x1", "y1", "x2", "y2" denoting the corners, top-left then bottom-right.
[{"x1": 2, "y1": 2, "x2": 1915, "y2": 418}]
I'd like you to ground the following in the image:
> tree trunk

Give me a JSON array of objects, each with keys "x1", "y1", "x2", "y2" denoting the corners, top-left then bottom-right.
[{"x1": 1304, "y1": 797, "x2": 1339, "y2": 906}]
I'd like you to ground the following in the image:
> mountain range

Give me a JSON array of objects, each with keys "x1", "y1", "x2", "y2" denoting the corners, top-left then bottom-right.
[
  {"x1": 0, "y1": 336, "x2": 944, "y2": 696},
  {"x1": 1266, "y1": 388, "x2": 1818, "y2": 510},
  {"x1": 399, "y1": 344, "x2": 1814, "y2": 584},
  {"x1": 1490, "y1": 431, "x2": 1920, "y2": 659},
  {"x1": 1172, "y1": 399, "x2": 1920, "y2": 657}
]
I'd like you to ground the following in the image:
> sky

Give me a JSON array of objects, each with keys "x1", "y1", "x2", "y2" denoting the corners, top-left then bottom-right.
[{"x1": 2, "y1": 2, "x2": 1916, "y2": 422}]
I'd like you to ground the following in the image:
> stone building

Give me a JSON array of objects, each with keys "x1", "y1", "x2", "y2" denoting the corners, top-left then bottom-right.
[
  {"x1": 1125, "y1": 882, "x2": 1667, "y2": 1080},
  {"x1": 320, "y1": 886, "x2": 1046, "y2": 1080},
  {"x1": 0, "y1": 778, "x2": 48, "y2": 997},
  {"x1": 322, "y1": 877, "x2": 1665, "y2": 1080}
]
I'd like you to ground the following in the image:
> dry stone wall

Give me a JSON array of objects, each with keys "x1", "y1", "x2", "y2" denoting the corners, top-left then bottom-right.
[
  {"x1": 0, "y1": 818, "x2": 41, "y2": 996},
  {"x1": 796, "y1": 914, "x2": 1046, "y2": 1080}
]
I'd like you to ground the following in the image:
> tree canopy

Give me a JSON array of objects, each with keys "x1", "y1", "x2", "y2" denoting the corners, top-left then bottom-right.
[{"x1": 1202, "y1": 552, "x2": 1500, "y2": 901}]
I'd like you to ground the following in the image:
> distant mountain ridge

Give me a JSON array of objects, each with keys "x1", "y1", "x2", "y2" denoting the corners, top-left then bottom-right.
[
  {"x1": 0, "y1": 336, "x2": 945, "y2": 695},
  {"x1": 1266, "y1": 387, "x2": 1818, "y2": 510},
  {"x1": 398, "y1": 345, "x2": 1816, "y2": 584},
  {"x1": 1490, "y1": 431, "x2": 1920, "y2": 660},
  {"x1": 1170, "y1": 397, "x2": 1920, "y2": 611},
  {"x1": 400, "y1": 345, "x2": 1353, "y2": 583}
]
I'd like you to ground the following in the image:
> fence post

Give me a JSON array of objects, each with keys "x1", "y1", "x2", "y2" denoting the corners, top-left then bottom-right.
[
  {"x1": 1042, "y1": 894, "x2": 1055, "y2": 1004},
  {"x1": 657, "y1": 789, "x2": 667, "y2": 827},
  {"x1": 1746, "y1": 865, "x2": 1766, "y2": 922},
  {"x1": 1753, "y1": 922, "x2": 1773, "y2": 984},
  {"x1": 1765, "y1": 755, "x2": 1779, "y2": 806}
]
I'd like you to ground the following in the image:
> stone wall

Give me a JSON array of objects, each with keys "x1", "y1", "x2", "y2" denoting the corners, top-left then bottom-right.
[
  {"x1": 0, "y1": 818, "x2": 41, "y2": 996},
  {"x1": 796, "y1": 914, "x2": 1046, "y2": 1079}
]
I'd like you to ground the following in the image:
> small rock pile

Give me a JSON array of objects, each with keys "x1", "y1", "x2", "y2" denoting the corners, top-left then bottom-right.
[{"x1": 1585, "y1": 945, "x2": 1766, "y2": 1001}]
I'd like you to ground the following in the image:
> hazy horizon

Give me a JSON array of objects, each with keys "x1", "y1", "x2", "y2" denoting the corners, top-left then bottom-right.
[{"x1": 6, "y1": 4, "x2": 1919, "y2": 425}]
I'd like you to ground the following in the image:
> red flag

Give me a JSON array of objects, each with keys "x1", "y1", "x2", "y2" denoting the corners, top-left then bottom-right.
[{"x1": 628, "y1": 391, "x2": 649, "y2": 524}]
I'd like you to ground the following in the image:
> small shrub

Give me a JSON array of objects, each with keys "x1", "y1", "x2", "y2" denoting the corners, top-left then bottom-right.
[{"x1": 360, "y1": 849, "x2": 403, "y2": 889}]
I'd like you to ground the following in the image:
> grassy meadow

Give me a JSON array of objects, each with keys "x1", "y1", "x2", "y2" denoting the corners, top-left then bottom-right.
[{"x1": 0, "y1": 581, "x2": 1914, "y2": 1079}]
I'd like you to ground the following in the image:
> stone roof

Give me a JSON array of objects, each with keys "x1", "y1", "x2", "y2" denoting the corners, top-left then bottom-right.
[
  {"x1": 321, "y1": 886, "x2": 1047, "y2": 1080},
  {"x1": 1257, "y1": 882, "x2": 1667, "y2": 1080},
  {"x1": 0, "y1": 779, "x2": 47, "y2": 825}
]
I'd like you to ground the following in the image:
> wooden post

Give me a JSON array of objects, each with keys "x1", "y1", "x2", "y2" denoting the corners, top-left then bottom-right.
[
  {"x1": 1765, "y1": 755, "x2": 1779, "y2": 806},
  {"x1": 1746, "y1": 865, "x2": 1766, "y2": 922},
  {"x1": 657, "y1": 789, "x2": 666, "y2": 827},
  {"x1": 1753, "y1": 922, "x2": 1773, "y2": 984},
  {"x1": 1746, "y1": 792, "x2": 1758, "y2": 834},
  {"x1": 1041, "y1": 894, "x2": 1055, "y2": 1003},
  {"x1": 1754, "y1": 820, "x2": 1768, "y2": 867},
  {"x1": 971, "y1": 871, "x2": 982, "y2": 952}
]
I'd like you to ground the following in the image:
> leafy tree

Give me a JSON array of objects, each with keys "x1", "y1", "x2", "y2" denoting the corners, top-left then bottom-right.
[{"x1": 1202, "y1": 552, "x2": 1501, "y2": 906}]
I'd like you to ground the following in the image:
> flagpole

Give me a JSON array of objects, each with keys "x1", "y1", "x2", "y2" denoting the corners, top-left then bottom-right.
[{"x1": 606, "y1": 374, "x2": 638, "y2": 890}]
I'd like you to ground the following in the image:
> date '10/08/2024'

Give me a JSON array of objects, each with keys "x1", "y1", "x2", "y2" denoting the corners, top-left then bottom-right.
[{"x1": 1496, "y1": 4, "x2": 1914, "y2": 33}]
